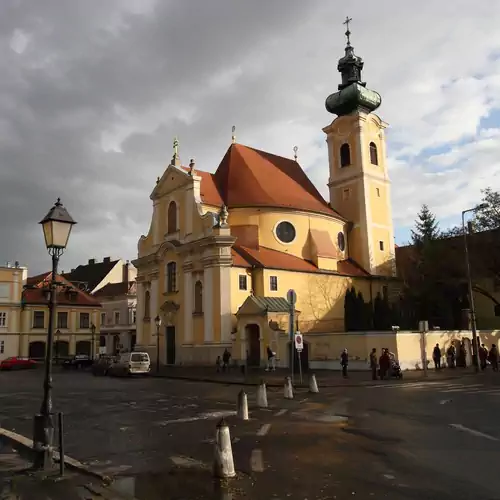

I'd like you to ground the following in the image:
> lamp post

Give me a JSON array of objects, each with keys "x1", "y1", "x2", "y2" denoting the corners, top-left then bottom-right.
[
  {"x1": 155, "y1": 315, "x2": 161, "y2": 373},
  {"x1": 34, "y1": 198, "x2": 76, "y2": 470},
  {"x1": 462, "y1": 204, "x2": 487, "y2": 373},
  {"x1": 55, "y1": 329, "x2": 61, "y2": 364},
  {"x1": 91, "y1": 323, "x2": 96, "y2": 361}
]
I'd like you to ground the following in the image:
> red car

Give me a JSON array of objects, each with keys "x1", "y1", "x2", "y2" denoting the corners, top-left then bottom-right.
[{"x1": 0, "y1": 357, "x2": 37, "y2": 370}]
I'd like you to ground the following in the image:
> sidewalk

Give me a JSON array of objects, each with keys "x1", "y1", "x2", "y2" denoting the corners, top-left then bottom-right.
[{"x1": 153, "y1": 365, "x2": 477, "y2": 387}]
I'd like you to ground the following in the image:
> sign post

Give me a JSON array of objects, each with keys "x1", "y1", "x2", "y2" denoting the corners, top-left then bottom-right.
[
  {"x1": 295, "y1": 332, "x2": 303, "y2": 384},
  {"x1": 419, "y1": 320, "x2": 429, "y2": 377},
  {"x1": 287, "y1": 289, "x2": 297, "y2": 384}
]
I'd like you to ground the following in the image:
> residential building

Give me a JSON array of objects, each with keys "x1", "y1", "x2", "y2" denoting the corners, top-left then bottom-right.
[
  {"x1": 132, "y1": 27, "x2": 399, "y2": 367},
  {"x1": 21, "y1": 272, "x2": 102, "y2": 359},
  {"x1": 93, "y1": 276, "x2": 137, "y2": 355},
  {"x1": 0, "y1": 261, "x2": 28, "y2": 360}
]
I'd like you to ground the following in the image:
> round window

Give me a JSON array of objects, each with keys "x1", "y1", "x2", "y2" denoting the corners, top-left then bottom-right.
[
  {"x1": 275, "y1": 221, "x2": 296, "y2": 244},
  {"x1": 337, "y1": 232, "x2": 345, "y2": 252}
]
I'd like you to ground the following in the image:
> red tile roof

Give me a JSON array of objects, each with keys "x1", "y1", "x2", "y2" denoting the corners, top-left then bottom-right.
[
  {"x1": 231, "y1": 248, "x2": 252, "y2": 268},
  {"x1": 23, "y1": 273, "x2": 101, "y2": 307},
  {"x1": 232, "y1": 245, "x2": 369, "y2": 277}
]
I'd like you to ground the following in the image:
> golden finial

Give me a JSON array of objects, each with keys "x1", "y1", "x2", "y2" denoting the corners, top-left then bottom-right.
[
  {"x1": 231, "y1": 125, "x2": 236, "y2": 144},
  {"x1": 293, "y1": 146, "x2": 298, "y2": 161}
]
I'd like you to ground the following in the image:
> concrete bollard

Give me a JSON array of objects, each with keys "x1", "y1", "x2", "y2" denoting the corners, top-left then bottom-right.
[
  {"x1": 237, "y1": 389, "x2": 249, "y2": 420},
  {"x1": 213, "y1": 418, "x2": 236, "y2": 478},
  {"x1": 256, "y1": 381, "x2": 268, "y2": 408},
  {"x1": 309, "y1": 373, "x2": 319, "y2": 394},
  {"x1": 284, "y1": 376, "x2": 294, "y2": 399}
]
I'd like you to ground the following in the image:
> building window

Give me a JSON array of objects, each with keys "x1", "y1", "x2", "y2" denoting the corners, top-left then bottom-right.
[
  {"x1": 369, "y1": 142, "x2": 378, "y2": 165},
  {"x1": 167, "y1": 201, "x2": 177, "y2": 234},
  {"x1": 379, "y1": 240, "x2": 384, "y2": 251},
  {"x1": 167, "y1": 262, "x2": 177, "y2": 292},
  {"x1": 275, "y1": 221, "x2": 296, "y2": 244},
  {"x1": 79, "y1": 312, "x2": 90, "y2": 329},
  {"x1": 0, "y1": 340, "x2": 4, "y2": 354},
  {"x1": 340, "y1": 143, "x2": 351, "y2": 167},
  {"x1": 114, "y1": 311, "x2": 120, "y2": 325},
  {"x1": 194, "y1": 280, "x2": 203, "y2": 313},
  {"x1": 57, "y1": 312, "x2": 68, "y2": 329},
  {"x1": 33, "y1": 311, "x2": 45, "y2": 329},
  {"x1": 0, "y1": 312, "x2": 6, "y2": 327},
  {"x1": 132, "y1": 309, "x2": 137, "y2": 323},
  {"x1": 342, "y1": 188, "x2": 351, "y2": 201},
  {"x1": 239, "y1": 275, "x2": 248, "y2": 291},
  {"x1": 270, "y1": 276, "x2": 278, "y2": 291},
  {"x1": 338, "y1": 232, "x2": 346, "y2": 252},
  {"x1": 144, "y1": 290, "x2": 151, "y2": 319},
  {"x1": 376, "y1": 187, "x2": 380, "y2": 197},
  {"x1": 101, "y1": 312, "x2": 106, "y2": 325}
]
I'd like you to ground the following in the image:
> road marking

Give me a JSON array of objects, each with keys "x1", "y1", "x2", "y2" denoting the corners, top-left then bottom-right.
[
  {"x1": 250, "y1": 449, "x2": 264, "y2": 472},
  {"x1": 257, "y1": 423, "x2": 271, "y2": 436},
  {"x1": 449, "y1": 424, "x2": 499, "y2": 441},
  {"x1": 274, "y1": 409, "x2": 288, "y2": 417},
  {"x1": 439, "y1": 399, "x2": 452, "y2": 405},
  {"x1": 156, "y1": 410, "x2": 236, "y2": 426},
  {"x1": 170, "y1": 456, "x2": 209, "y2": 469}
]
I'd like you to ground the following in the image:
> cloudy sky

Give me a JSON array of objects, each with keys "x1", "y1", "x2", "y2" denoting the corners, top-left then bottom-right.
[{"x1": 1, "y1": 0, "x2": 500, "y2": 274}]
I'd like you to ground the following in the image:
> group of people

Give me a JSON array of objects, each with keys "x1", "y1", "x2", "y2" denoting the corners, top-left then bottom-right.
[
  {"x1": 339, "y1": 347, "x2": 399, "y2": 380},
  {"x1": 432, "y1": 341, "x2": 499, "y2": 371}
]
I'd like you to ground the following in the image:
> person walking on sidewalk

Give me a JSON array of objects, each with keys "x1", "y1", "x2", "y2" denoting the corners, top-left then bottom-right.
[
  {"x1": 489, "y1": 344, "x2": 499, "y2": 372},
  {"x1": 433, "y1": 344, "x2": 442, "y2": 370},
  {"x1": 379, "y1": 349, "x2": 390, "y2": 380},
  {"x1": 446, "y1": 344, "x2": 456, "y2": 368},
  {"x1": 479, "y1": 344, "x2": 489, "y2": 371},
  {"x1": 370, "y1": 348, "x2": 378, "y2": 380},
  {"x1": 340, "y1": 348, "x2": 349, "y2": 378},
  {"x1": 265, "y1": 346, "x2": 276, "y2": 371},
  {"x1": 222, "y1": 348, "x2": 231, "y2": 372}
]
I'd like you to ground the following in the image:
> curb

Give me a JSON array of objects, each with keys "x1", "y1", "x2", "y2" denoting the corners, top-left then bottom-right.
[
  {"x1": 152, "y1": 370, "x2": 478, "y2": 388},
  {"x1": 0, "y1": 427, "x2": 110, "y2": 483}
]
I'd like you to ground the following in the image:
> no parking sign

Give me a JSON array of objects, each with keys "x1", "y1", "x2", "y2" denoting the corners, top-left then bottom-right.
[{"x1": 294, "y1": 332, "x2": 303, "y2": 352}]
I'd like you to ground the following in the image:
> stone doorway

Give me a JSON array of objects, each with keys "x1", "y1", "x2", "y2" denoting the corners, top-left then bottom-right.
[{"x1": 246, "y1": 324, "x2": 260, "y2": 366}]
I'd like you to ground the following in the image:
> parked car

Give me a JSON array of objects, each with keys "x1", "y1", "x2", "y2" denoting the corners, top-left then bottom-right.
[
  {"x1": 0, "y1": 357, "x2": 37, "y2": 370},
  {"x1": 62, "y1": 355, "x2": 93, "y2": 370},
  {"x1": 91, "y1": 355, "x2": 115, "y2": 376},
  {"x1": 108, "y1": 352, "x2": 151, "y2": 377}
]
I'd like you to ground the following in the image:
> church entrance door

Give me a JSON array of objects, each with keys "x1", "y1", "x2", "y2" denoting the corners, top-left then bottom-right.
[{"x1": 246, "y1": 324, "x2": 260, "y2": 366}]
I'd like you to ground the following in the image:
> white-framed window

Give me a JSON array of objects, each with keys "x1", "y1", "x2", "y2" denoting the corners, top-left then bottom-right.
[
  {"x1": 33, "y1": 311, "x2": 45, "y2": 329},
  {"x1": 0, "y1": 283, "x2": 9, "y2": 299},
  {"x1": 101, "y1": 312, "x2": 106, "y2": 325},
  {"x1": 0, "y1": 340, "x2": 4, "y2": 354},
  {"x1": 114, "y1": 311, "x2": 120, "y2": 325},
  {"x1": 0, "y1": 312, "x2": 6, "y2": 327},
  {"x1": 239, "y1": 275, "x2": 247, "y2": 291},
  {"x1": 270, "y1": 276, "x2": 278, "y2": 291},
  {"x1": 132, "y1": 309, "x2": 137, "y2": 323},
  {"x1": 79, "y1": 312, "x2": 90, "y2": 329}
]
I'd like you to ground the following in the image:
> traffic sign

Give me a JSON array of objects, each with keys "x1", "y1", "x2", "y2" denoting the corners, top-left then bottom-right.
[
  {"x1": 287, "y1": 289, "x2": 297, "y2": 307},
  {"x1": 294, "y1": 332, "x2": 303, "y2": 352}
]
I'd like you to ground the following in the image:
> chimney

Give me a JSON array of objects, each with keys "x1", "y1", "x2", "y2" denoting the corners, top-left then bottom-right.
[
  {"x1": 122, "y1": 261, "x2": 129, "y2": 283},
  {"x1": 88, "y1": 259, "x2": 95, "y2": 265},
  {"x1": 103, "y1": 256, "x2": 111, "y2": 263}
]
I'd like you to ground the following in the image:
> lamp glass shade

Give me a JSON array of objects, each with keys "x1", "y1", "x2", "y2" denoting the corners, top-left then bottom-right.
[
  {"x1": 39, "y1": 198, "x2": 76, "y2": 249},
  {"x1": 155, "y1": 315, "x2": 161, "y2": 327}
]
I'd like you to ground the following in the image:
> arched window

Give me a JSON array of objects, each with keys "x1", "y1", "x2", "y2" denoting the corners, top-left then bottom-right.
[
  {"x1": 167, "y1": 262, "x2": 177, "y2": 293},
  {"x1": 194, "y1": 280, "x2": 203, "y2": 314},
  {"x1": 144, "y1": 290, "x2": 150, "y2": 319},
  {"x1": 340, "y1": 143, "x2": 351, "y2": 167},
  {"x1": 369, "y1": 142, "x2": 378, "y2": 165},
  {"x1": 167, "y1": 201, "x2": 177, "y2": 234}
]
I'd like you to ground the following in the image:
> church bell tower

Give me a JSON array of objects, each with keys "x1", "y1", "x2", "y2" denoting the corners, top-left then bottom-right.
[{"x1": 323, "y1": 17, "x2": 395, "y2": 277}]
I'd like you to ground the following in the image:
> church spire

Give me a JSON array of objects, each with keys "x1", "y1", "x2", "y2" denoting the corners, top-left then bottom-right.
[{"x1": 325, "y1": 17, "x2": 381, "y2": 116}]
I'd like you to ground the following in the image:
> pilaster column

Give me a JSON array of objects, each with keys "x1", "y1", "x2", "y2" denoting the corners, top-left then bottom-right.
[{"x1": 183, "y1": 265, "x2": 193, "y2": 343}]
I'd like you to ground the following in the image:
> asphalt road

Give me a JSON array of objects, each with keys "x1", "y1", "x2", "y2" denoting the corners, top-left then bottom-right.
[{"x1": 0, "y1": 369, "x2": 499, "y2": 499}]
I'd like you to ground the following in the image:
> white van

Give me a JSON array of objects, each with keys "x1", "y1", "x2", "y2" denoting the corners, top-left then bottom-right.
[{"x1": 109, "y1": 352, "x2": 151, "y2": 376}]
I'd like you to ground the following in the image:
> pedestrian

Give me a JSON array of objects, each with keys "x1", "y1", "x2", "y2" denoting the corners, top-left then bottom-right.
[
  {"x1": 222, "y1": 348, "x2": 231, "y2": 372},
  {"x1": 479, "y1": 344, "x2": 488, "y2": 371},
  {"x1": 379, "y1": 349, "x2": 390, "y2": 380},
  {"x1": 489, "y1": 344, "x2": 499, "y2": 372},
  {"x1": 446, "y1": 344, "x2": 456, "y2": 369},
  {"x1": 369, "y1": 348, "x2": 378, "y2": 380},
  {"x1": 458, "y1": 341, "x2": 467, "y2": 368},
  {"x1": 433, "y1": 343, "x2": 441, "y2": 370},
  {"x1": 340, "y1": 348, "x2": 348, "y2": 378},
  {"x1": 265, "y1": 346, "x2": 276, "y2": 371},
  {"x1": 216, "y1": 355, "x2": 222, "y2": 373}
]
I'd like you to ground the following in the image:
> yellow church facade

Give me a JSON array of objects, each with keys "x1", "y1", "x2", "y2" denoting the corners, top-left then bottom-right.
[{"x1": 132, "y1": 27, "x2": 400, "y2": 367}]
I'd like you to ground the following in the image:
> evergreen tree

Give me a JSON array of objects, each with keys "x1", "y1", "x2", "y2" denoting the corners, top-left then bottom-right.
[
  {"x1": 474, "y1": 187, "x2": 500, "y2": 231},
  {"x1": 411, "y1": 204, "x2": 440, "y2": 246}
]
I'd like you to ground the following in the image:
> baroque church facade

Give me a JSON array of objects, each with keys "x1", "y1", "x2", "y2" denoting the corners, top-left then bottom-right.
[{"x1": 132, "y1": 27, "x2": 396, "y2": 367}]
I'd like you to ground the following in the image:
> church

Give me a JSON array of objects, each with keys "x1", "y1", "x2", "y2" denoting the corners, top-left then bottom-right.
[{"x1": 132, "y1": 22, "x2": 397, "y2": 368}]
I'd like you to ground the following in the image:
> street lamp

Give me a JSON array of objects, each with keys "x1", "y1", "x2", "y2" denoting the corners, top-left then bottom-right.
[
  {"x1": 55, "y1": 329, "x2": 61, "y2": 364},
  {"x1": 462, "y1": 203, "x2": 487, "y2": 373},
  {"x1": 155, "y1": 315, "x2": 161, "y2": 373},
  {"x1": 34, "y1": 198, "x2": 76, "y2": 470},
  {"x1": 91, "y1": 323, "x2": 96, "y2": 361}
]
